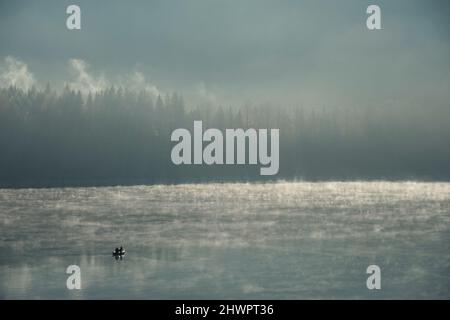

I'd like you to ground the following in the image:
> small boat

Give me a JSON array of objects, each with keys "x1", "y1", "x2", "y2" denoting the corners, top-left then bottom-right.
[{"x1": 112, "y1": 247, "x2": 126, "y2": 257}]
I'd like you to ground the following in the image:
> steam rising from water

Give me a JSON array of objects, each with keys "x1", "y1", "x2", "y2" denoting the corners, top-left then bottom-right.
[{"x1": 1, "y1": 181, "x2": 449, "y2": 299}]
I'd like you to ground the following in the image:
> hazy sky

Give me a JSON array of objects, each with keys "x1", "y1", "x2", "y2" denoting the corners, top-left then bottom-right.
[{"x1": 1, "y1": 0, "x2": 449, "y2": 107}]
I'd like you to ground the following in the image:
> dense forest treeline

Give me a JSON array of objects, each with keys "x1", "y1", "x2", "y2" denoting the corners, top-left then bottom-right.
[{"x1": 1, "y1": 85, "x2": 450, "y2": 187}]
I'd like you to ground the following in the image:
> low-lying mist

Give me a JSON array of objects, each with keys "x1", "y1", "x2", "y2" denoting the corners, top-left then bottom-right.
[{"x1": 0, "y1": 85, "x2": 449, "y2": 187}]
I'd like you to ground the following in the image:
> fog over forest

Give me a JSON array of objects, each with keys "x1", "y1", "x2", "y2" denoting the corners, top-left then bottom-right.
[
  {"x1": 1, "y1": 1, "x2": 450, "y2": 186},
  {"x1": 1, "y1": 82, "x2": 449, "y2": 187}
]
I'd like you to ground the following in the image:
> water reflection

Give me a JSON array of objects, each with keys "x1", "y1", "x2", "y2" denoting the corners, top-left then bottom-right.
[
  {"x1": 113, "y1": 255, "x2": 123, "y2": 261},
  {"x1": 1, "y1": 182, "x2": 449, "y2": 299}
]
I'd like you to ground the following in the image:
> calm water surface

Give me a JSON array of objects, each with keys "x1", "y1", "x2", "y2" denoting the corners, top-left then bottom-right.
[{"x1": 1, "y1": 182, "x2": 449, "y2": 299}]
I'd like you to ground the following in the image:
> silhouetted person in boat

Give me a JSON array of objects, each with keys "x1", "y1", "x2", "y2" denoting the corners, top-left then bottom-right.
[{"x1": 113, "y1": 246, "x2": 126, "y2": 257}]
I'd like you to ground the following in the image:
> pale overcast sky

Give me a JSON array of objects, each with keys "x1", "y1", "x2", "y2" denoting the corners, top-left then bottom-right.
[{"x1": 0, "y1": 0, "x2": 449, "y2": 107}]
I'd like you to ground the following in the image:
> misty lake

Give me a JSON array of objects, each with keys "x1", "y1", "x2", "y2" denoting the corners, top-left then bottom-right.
[{"x1": 1, "y1": 181, "x2": 449, "y2": 299}]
